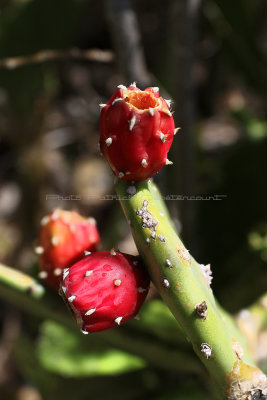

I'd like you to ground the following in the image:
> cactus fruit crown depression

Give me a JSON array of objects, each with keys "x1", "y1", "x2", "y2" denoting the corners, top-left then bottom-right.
[{"x1": 99, "y1": 83, "x2": 179, "y2": 181}]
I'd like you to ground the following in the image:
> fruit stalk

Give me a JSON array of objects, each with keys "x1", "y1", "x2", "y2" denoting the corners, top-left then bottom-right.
[{"x1": 116, "y1": 179, "x2": 266, "y2": 399}]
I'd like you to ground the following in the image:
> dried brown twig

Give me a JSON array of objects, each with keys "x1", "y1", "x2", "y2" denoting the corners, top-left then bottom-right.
[{"x1": 0, "y1": 48, "x2": 114, "y2": 70}]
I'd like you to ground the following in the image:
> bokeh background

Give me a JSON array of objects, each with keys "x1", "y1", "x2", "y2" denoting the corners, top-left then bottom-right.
[{"x1": 0, "y1": 0, "x2": 266, "y2": 399}]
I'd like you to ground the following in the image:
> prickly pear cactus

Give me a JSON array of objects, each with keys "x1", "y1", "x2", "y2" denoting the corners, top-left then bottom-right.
[{"x1": 115, "y1": 179, "x2": 267, "y2": 400}]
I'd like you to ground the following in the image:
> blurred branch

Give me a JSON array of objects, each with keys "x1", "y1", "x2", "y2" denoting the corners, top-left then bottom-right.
[
  {"x1": 105, "y1": 0, "x2": 151, "y2": 88},
  {"x1": 170, "y1": 0, "x2": 201, "y2": 247},
  {"x1": 0, "y1": 263, "x2": 202, "y2": 374},
  {"x1": 236, "y1": 293, "x2": 267, "y2": 364},
  {"x1": 0, "y1": 48, "x2": 114, "y2": 70}
]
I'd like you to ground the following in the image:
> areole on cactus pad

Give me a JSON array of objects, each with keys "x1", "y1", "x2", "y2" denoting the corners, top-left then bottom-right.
[
  {"x1": 36, "y1": 209, "x2": 100, "y2": 289},
  {"x1": 59, "y1": 250, "x2": 150, "y2": 333},
  {"x1": 99, "y1": 83, "x2": 178, "y2": 181}
]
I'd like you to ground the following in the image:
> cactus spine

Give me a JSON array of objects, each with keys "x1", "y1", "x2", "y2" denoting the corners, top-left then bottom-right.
[{"x1": 116, "y1": 179, "x2": 266, "y2": 399}]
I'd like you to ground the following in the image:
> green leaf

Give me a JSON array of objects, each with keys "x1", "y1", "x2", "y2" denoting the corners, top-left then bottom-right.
[
  {"x1": 37, "y1": 320, "x2": 145, "y2": 377},
  {"x1": 136, "y1": 299, "x2": 186, "y2": 345}
]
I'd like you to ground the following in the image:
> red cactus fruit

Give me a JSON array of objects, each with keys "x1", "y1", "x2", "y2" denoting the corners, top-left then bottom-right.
[
  {"x1": 36, "y1": 209, "x2": 100, "y2": 289},
  {"x1": 59, "y1": 250, "x2": 150, "y2": 333},
  {"x1": 99, "y1": 83, "x2": 178, "y2": 181}
]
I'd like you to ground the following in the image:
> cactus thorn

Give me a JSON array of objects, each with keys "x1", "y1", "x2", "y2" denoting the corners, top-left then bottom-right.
[
  {"x1": 163, "y1": 278, "x2": 170, "y2": 288},
  {"x1": 115, "y1": 316, "x2": 123, "y2": 325},
  {"x1": 38, "y1": 271, "x2": 48, "y2": 279},
  {"x1": 160, "y1": 132, "x2": 166, "y2": 143},
  {"x1": 141, "y1": 159, "x2": 148, "y2": 168},
  {"x1": 34, "y1": 246, "x2": 44, "y2": 255},
  {"x1": 85, "y1": 270, "x2": 93, "y2": 277},
  {"x1": 130, "y1": 82, "x2": 137, "y2": 87},
  {"x1": 105, "y1": 137, "x2": 112, "y2": 146},
  {"x1": 118, "y1": 172, "x2": 125, "y2": 178},
  {"x1": 163, "y1": 109, "x2": 172, "y2": 117},
  {"x1": 151, "y1": 231, "x2": 156, "y2": 240},
  {"x1": 158, "y1": 235, "x2": 166, "y2": 243},
  {"x1": 114, "y1": 279, "x2": 121, "y2": 287},
  {"x1": 85, "y1": 308, "x2": 96, "y2": 316},
  {"x1": 148, "y1": 108, "x2": 154, "y2": 116},
  {"x1": 81, "y1": 329, "x2": 89, "y2": 335},
  {"x1": 40, "y1": 216, "x2": 49, "y2": 226},
  {"x1": 199, "y1": 264, "x2": 213, "y2": 287},
  {"x1": 117, "y1": 84, "x2": 127, "y2": 90},
  {"x1": 165, "y1": 99, "x2": 172, "y2": 108},
  {"x1": 99, "y1": 103, "x2": 106, "y2": 110},
  {"x1": 165, "y1": 159, "x2": 173, "y2": 165},
  {"x1": 110, "y1": 248, "x2": 116, "y2": 256},
  {"x1": 195, "y1": 301, "x2": 207, "y2": 320},
  {"x1": 51, "y1": 236, "x2": 59, "y2": 246},
  {"x1": 53, "y1": 268, "x2": 62, "y2": 276},
  {"x1": 165, "y1": 259, "x2": 173, "y2": 269},
  {"x1": 63, "y1": 268, "x2": 69, "y2": 280},
  {"x1": 200, "y1": 343, "x2": 213, "y2": 359},
  {"x1": 152, "y1": 87, "x2": 159, "y2": 93},
  {"x1": 146, "y1": 238, "x2": 150, "y2": 246},
  {"x1": 129, "y1": 115, "x2": 136, "y2": 131},
  {"x1": 51, "y1": 210, "x2": 59, "y2": 220},
  {"x1": 174, "y1": 127, "x2": 181, "y2": 135},
  {"x1": 84, "y1": 250, "x2": 92, "y2": 256},
  {"x1": 68, "y1": 295, "x2": 76, "y2": 303}
]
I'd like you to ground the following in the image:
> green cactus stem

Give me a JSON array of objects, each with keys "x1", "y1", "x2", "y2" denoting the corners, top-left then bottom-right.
[
  {"x1": 116, "y1": 179, "x2": 266, "y2": 399},
  {"x1": 0, "y1": 263, "x2": 44, "y2": 298},
  {"x1": 0, "y1": 263, "x2": 73, "y2": 327}
]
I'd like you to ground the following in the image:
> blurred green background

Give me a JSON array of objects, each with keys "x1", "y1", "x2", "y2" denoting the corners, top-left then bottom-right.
[{"x1": 0, "y1": 0, "x2": 266, "y2": 399}]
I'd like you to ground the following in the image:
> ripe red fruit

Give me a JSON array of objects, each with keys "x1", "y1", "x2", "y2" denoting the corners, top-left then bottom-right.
[
  {"x1": 59, "y1": 250, "x2": 150, "y2": 333},
  {"x1": 99, "y1": 84, "x2": 176, "y2": 181},
  {"x1": 36, "y1": 209, "x2": 100, "y2": 290}
]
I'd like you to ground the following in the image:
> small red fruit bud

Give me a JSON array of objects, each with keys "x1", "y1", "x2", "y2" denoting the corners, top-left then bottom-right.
[
  {"x1": 37, "y1": 209, "x2": 100, "y2": 289},
  {"x1": 60, "y1": 251, "x2": 150, "y2": 333},
  {"x1": 99, "y1": 85, "x2": 175, "y2": 181}
]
